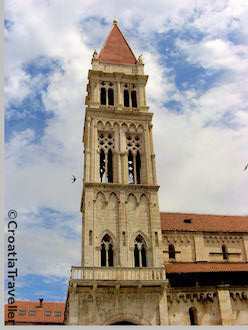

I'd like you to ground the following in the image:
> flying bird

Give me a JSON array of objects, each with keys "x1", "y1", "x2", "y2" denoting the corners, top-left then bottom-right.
[
  {"x1": 72, "y1": 175, "x2": 77, "y2": 183},
  {"x1": 244, "y1": 163, "x2": 248, "y2": 171}
]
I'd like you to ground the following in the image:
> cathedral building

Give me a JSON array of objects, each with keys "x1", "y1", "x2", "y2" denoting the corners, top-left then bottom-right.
[{"x1": 64, "y1": 21, "x2": 248, "y2": 325}]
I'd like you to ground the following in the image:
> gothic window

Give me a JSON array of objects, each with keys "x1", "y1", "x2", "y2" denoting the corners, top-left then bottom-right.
[
  {"x1": 126, "y1": 135, "x2": 142, "y2": 184},
  {"x1": 134, "y1": 235, "x2": 147, "y2": 267},
  {"x1": 131, "y1": 90, "x2": 137, "y2": 108},
  {"x1": 108, "y1": 88, "x2": 114, "y2": 106},
  {"x1": 100, "y1": 87, "x2": 106, "y2": 105},
  {"x1": 124, "y1": 89, "x2": 129, "y2": 107},
  {"x1": 100, "y1": 81, "x2": 115, "y2": 106},
  {"x1": 123, "y1": 84, "x2": 138, "y2": 108},
  {"x1": 101, "y1": 234, "x2": 114, "y2": 267},
  {"x1": 189, "y1": 307, "x2": 198, "y2": 325},
  {"x1": 222, "y1": 244, "x2": 228, "y2": 260},
  {"x1": 168, "y1": 243, "x2": 176, "y2": 259},
  {"x1": 98, "y1": 132, "x2": 114, "y2": 183}
]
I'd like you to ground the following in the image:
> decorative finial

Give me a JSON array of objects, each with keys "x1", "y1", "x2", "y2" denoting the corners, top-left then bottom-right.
[
  {"x1": 138, "y1": 54, "x2": 144, "y2": 64},
  {"x1": 113, "y1": 19, "x2": 118, "y2": 25},
  {"x1": 92, "y1": 49, "x2": 98, "y2": 59},
  {"x1": 91, "y1": 50, "x2": 98, "y2": 63}
]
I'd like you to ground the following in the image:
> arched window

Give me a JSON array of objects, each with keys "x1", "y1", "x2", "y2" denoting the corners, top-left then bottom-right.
[
  {"x1": 101, "y1": 234, "x2": 114, "y2": 267},
  {"x1": 107, "y1": 149, "x2": 113, "y2": 183},
  {"x1": 124, "y1": 89, "x2": 130, "y2": 107},
  {"x1": 189, "y1": 307, "x2": 198, "y2": 325},
  {"x1": 222, "y1": 244, "x2": 228, "y2": 260},
  {"x1": 131, "y1": 90, "x2": 137, "y2": 108},
  {"x1": 134, "y1": 235, "x2": 147, "y2": 267},
  {"x1": 108, "y1": 88, "x2": 114, "y2": 106},
  {"x1": 100, "y1": 87, "x2": 106, "y2": 105},
  {"x1": 168, "y1": 243, "x2": 176, "y2": 260},
  {"x1": 128, "y1": 150, "x2": 135, "y2": 184}
]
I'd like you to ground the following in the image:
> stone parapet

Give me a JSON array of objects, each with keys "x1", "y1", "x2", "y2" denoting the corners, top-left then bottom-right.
[{"x1": 70, "y1": 266, "x2": 166, "y2": 283}]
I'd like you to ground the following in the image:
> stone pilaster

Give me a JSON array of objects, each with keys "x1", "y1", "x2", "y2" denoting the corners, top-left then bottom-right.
[{"x1": 217, "y1": 286, "x2": 233, "y2": 325}]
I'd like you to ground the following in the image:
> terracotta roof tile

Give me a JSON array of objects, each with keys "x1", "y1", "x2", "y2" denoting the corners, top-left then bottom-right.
[
  {"x1": 165, "y1": 262, "x2": 248, "y2": 274},
  {"x1": 97, "y1": 22, "x2": 137, "y2": 65},
  {"x1": 160, "y1": 212, "x2": 248, "y2": 233},
  {"x1": 4, "y1": 300, "x2": 65, "y2": 324}
]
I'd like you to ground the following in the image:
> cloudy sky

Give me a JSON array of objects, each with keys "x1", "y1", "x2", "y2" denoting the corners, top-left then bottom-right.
[{"x1": 5, "y1": 0, "x2": 248, "y2": 301}]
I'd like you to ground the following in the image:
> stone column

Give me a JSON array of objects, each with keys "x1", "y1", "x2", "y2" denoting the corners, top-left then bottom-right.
[
  {"x1": 159, "y1": 285, "x2": 169, "y2": 325},
  {"x1": 117, "y1": 81, "x2": 122, "y2": 109},
  {"x1": 149, "y1": 125, "x2": 157, "y2": 185},
  {"x1": 143, "y1": 124, "x2": 152, "y2": 184},
  {"x1": 217, "y1": 286, "x2": 233, "y2": 325}
]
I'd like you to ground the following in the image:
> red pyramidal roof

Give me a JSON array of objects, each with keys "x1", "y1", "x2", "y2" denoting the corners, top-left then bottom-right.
[{"x1": 97, "y1": 21, "x2": 137, "y2": 65}]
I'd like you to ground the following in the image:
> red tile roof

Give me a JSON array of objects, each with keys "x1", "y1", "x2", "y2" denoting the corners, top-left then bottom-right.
[
  {"x1": 160, "y1": 212, "x2": 248, "y2": 233},
  {"x1": 165, "y1": 262, "x2": 248, "y2": 274},
  {"x1": 4, "y1": 300, "x2": 65, "y2": 324},
  {"x1": 97, "y1": 22, "x2": 137, "y2": 65}
]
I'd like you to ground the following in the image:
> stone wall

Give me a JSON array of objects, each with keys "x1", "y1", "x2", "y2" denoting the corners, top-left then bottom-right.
[
  {"x1": 65, "y1": 283, "x2": 248, "y2": 325},
  {"x1": 162, "y1": 232, "x2": 247, "y2": 263}
]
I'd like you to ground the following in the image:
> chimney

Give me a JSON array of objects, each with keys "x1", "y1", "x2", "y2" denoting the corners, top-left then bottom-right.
[{"x1": 39, "y1": 298, "x2": 44, "y2": 307}]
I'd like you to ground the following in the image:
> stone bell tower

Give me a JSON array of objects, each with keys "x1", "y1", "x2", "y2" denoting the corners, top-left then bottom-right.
[{"x1": 65, "y1": 21, "x2": 168, "y2": 325}]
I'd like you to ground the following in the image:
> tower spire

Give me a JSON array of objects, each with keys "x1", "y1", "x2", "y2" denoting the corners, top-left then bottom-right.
[{"x1": 97, "y1": 22, "x2": 137, "y2": 65}]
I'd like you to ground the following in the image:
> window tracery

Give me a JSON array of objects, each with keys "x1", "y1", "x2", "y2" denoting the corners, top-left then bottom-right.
[
  {"x1": 100, "y1": 81, "x2": 115, "y2": 106},
  {"x1": 126, "y1": 134, "x2": 141, "y2": 184},
  {"x1": 123, "y1": 83, "x2": 137, "y2": 108},
  {"x1": 98, "y1": 131, "x2": 114, "y2": 183},
  {"x1": 100, "y1": 234, "x2": 114, "y2": 267}
]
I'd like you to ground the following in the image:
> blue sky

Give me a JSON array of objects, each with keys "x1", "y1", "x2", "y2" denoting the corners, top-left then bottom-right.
[{"x1": 5, "y1": 0, "x2": 248, "y2": 302}]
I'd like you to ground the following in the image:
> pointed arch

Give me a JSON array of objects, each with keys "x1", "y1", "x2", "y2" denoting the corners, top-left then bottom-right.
[
  {"x1": 126, "y1": 193, "x2": 138, "y2": 210},
  {"x1": 97, "y1": 120, "x2": 104, "y2": 130},
  {"x1": 99, "y1": 229, "x2": 116, "y2": 244},
  {"x1": 105, "y1": 121, "x2": 112, "y2": 130},
  {"x1": 95, "y1": 192, "x2": 107, "y2": 208},
  {"x1": 104, "y1": 312, "x2": 152, "y2": 326},
  {"x1": 108, "y1": 192, "x2": 118, "y2": 209},
  {"x1": 130, "y1": 231, "x2": 150, "y2": 249}
]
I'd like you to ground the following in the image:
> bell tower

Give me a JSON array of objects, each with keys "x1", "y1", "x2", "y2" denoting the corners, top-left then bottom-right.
[
  {"x1": 82, "y1": 20, "x2": 162, "y2": 269},
  {"x1": 65, "y1": 21, "x2": 167, "y2": 326}
]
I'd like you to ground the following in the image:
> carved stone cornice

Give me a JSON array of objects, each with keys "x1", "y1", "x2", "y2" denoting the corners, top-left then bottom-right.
[
  {"x1": 84, "y1": 182, "x2": 160, "y2": 192},
  {"x1": 85, "y1": 107, "x2": 152, "y2": 120}
]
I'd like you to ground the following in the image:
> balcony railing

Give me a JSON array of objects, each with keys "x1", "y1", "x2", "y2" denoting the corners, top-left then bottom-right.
[{"x1": 71, "y1": 266, "x2": 166, "y2": 282}]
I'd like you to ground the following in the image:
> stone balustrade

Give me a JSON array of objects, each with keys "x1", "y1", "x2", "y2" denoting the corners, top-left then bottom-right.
[{"x1": 71, "y1": 266, "x2": 166, "y2": 282}]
